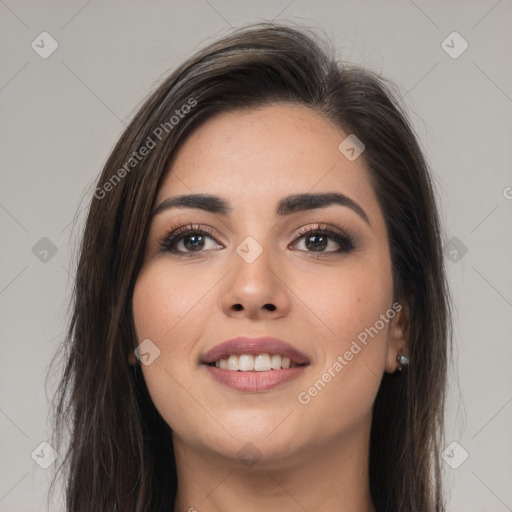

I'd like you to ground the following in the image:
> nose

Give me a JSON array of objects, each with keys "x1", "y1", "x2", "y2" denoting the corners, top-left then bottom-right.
[{"x1": 220, "y1": 244, "x2": 291, "y2": 320}]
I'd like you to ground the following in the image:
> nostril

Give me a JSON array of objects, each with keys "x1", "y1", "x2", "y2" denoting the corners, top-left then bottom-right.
[
  {"x1": 263, "y1": 303, "x2": 276, "y2": 311},
  {"x1": 232, "y1": 304, "x2": 243, "y2": 311}
]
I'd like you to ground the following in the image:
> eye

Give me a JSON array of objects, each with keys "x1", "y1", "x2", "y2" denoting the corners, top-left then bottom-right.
[
  {"x1": 291, "y1": 224, "x2": 355, "y2": 255},
  {"x1": 159, "y1": 223, "x2": 223, "y2": 255},
  {"x1": 159, "y1": 222, "x2": 356, "y2": 257}
]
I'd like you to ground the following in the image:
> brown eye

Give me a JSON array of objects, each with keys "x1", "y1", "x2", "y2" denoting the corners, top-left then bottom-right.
[
  {"x1": 292, "y1": 225, "x2": 355, "y2": 254},
  {"x1": 159, "y1": 224, "x2": 223, "y2": 255}
]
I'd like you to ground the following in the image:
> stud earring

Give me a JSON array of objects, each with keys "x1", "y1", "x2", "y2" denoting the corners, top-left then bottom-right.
[{"x1": 396, "y1": 354, "x2": 409, "y2": 371}]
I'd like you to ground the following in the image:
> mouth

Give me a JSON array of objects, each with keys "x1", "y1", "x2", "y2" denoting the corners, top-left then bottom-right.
[
  {"x1": 200, "y1": 337, "x2": 311, "y2": 392},
  {"x1": 205, "y1": 354, "x2": 306, "y2": 370}
]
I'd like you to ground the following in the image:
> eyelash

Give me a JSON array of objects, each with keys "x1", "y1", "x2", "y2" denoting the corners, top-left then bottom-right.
[{"x1": 158, "y1": 222, "x2": 356, "y2": 257}]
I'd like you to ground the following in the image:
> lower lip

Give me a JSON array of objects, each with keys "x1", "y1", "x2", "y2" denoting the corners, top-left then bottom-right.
[{"x1": 203, "y1": 364, "x2": 307, "y2": 392}]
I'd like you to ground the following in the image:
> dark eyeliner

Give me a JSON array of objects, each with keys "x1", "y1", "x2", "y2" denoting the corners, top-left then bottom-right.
[
  {"x1": 159, "y1": 222, "x2": 356, "y2": 256},
  {"x1": 158, "y1": 222, "x2": 219, "y2": 254},
  {"x1": 292, "y1": 224, "x2": 356, "y2": 254}
]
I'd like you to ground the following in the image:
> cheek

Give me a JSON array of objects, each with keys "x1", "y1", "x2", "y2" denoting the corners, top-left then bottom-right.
[
  {"x1": 132, "y1": 269, "x2": 172, "y2": 344},
  {"x1": 291, "y1": 254, "x2": 393, "y2": 417},
  {"x1": 132, "y1": 262, "x2": 212, "y2": 350},
  {"x1": 291, "y1": 253, "x2": 393, "y2": 348},
  {"x1": 132, "y1": 262, "x2": 224, "y2": 432}
]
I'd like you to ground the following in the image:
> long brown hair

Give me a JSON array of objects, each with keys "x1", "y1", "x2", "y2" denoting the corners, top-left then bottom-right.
[{"x1": 48, "y1": 21, "x2": 451, "y2": 512}]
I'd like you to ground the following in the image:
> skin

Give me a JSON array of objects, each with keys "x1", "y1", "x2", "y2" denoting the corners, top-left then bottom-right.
[{"x1": 131, "y1": 103, "x2": 408, "y2": 512}]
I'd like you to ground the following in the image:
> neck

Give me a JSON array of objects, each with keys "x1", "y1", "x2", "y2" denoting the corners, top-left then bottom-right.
[{"x1": 172, "y1": 419, "x2": 376, "y2": 512}]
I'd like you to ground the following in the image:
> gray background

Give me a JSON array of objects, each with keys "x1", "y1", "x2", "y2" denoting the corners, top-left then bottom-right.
[{"x1": 1, "y1": 1, "x2": 511, "y2": 511}]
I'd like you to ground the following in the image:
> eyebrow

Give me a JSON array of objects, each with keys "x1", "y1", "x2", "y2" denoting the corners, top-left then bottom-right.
[{"x1": 153, "y1": 192, "x2": 371, "y2": 226}]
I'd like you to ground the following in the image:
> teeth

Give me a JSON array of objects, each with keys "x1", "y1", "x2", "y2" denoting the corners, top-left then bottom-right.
[
  {"x1": 227, "y1": 354, "x2": 239, "y2": 371},
  {"x1": 254, "y1": 354, "x2": 271, "y2": 371},
  {"x1": 211, "y1": 353, "x2": 298, "y2": 371},
  {"x1": 271, "y1": 354, "x2": 282, "y2": 370},
  {"x1": 239, "y1": 354, "x2": 254, "y2": 371}
]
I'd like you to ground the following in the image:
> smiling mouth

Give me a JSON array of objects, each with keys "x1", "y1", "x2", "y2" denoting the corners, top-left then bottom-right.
[{"x1": 205, "y1": 353, "x2": 307, "y2": 371}]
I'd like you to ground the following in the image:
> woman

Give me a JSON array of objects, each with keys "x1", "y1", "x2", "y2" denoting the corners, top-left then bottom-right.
[{"x1": 49, "y1": 21, "x2": 451, "y2": 512}]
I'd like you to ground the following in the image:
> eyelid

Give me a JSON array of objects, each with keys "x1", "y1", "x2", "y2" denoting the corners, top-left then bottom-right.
[
  {"x1": 289, "y1": 223, "x2": 357, "y2": 252},
  {"x1": 157, "y1": 222, "x2": 224, "y2": 253},
  {"x1": 291, "y1": 222, "x2": 357, "y2": 243}
]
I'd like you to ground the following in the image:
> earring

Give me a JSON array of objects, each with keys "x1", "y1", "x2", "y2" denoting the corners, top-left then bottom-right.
[{"x1": 396, "y1": 354, "x2": 409, "y2": 372}]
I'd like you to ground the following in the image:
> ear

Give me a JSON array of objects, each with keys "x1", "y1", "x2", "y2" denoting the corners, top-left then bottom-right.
[{"x1": 385, "y1": 300, "x2": 410, "y2": 374}]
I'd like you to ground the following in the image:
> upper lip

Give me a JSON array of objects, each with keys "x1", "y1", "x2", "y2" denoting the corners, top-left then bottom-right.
[{"x1": 201, "y1": 337, "x2": 311, "y2": 365}]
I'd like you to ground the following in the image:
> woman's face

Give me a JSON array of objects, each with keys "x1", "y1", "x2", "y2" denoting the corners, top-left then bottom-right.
[{"x1": 132, "y1": 103, "x2": 406, "y2": 467}]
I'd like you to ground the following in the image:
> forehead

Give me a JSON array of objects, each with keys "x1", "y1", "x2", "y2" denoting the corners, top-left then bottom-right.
[{"x1": 156, "y1": 104, "x2": 378, "y2": 219}]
